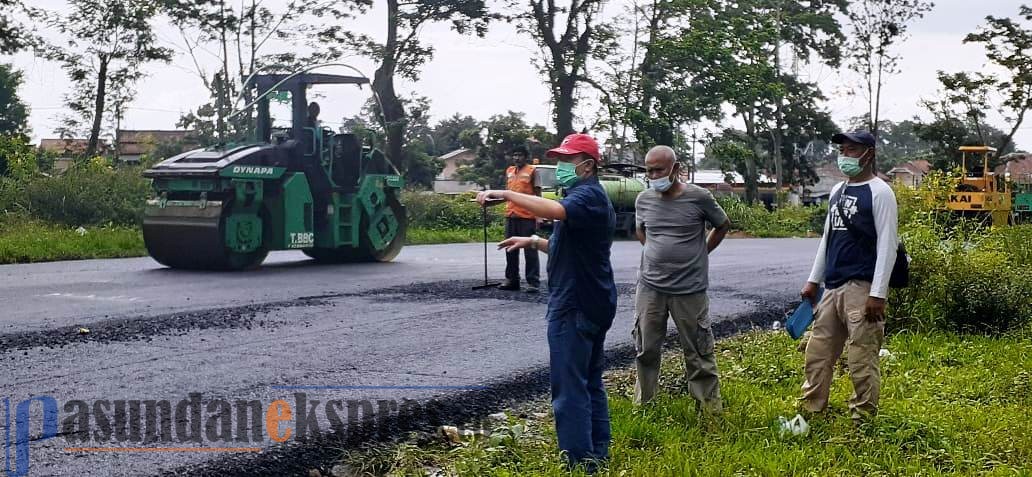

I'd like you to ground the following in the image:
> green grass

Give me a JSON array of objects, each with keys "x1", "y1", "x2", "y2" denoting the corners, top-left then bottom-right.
[
  {"x1": 406, "y1": 226, "x2": 505, "y2": 245},
  {"x1": 336, "y1": 329, "x2": 1032, "y2": 476},
  {"x1": 0, "y1": 220, "x2": 146, "y2": 264},
  {"x1": 0, "y1": 220, "x2": 510, "y2": 264}
]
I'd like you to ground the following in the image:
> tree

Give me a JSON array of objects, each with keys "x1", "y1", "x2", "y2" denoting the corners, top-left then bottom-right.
[
  {"x1": 847, "y1": 117, "x2": 934, "y2": 171},
  {"x1": 917, "y1": 74, "x2": 1017, "y2": 170},
  {"x1": 932, "y1": 71, "x2": 996, "y2": 145},
  {"x1": 432, "y1": 114, "x2": 481, "y2": 153},
  {"x1": 455, "y1": 112, "x2": 555, "y2": 188},
  {"x1": 680, "y1": 0, "x2": 846, "y2": 203},
  {"x1": 521, "y1": 0, "x2": 612, "y2": 136},
  {"x1": 914, "y1": 119, "x2": 1013, "y2": 171},
  {"x1": 321, "y1": 1, "x2": 491, "y2": 175},
  {"x1": 964, "y1": 6, "x2": 1032, "y2": 153},
  {"x1": 338, "y1": 95, "x2": 445, "y2": 189},
  {"x1": 622, "y1": 0, "x2": 723, "y2": 151},
  {"x1": 0, "y1": 0, "x2": 28, "y2": 54},
  {"x1": 41, "y1": 0, "x2": 172, "y2": 157},
  {"x1": 776, "y1": 77, "x2": 839, "y2": 187},
  {"x1": 846, "y1": 0, "x2": 933, "y2": 137},
  {"x1": 0, "y1": 64, "x2": 29, "y2": 136},
  {"x1": 164, "y1": 0, "x2": 353, "y2": 145}
]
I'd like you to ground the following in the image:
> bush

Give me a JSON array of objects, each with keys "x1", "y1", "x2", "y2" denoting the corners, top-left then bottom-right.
[
  {"x1": 20, "y1": 159, "x2": 151, "y2": 226},
  {"x1": 402, "y1": 190, "x2": 503, "y2": 230},
  {"x1": 716, "y1": 196, "x2": 826, "y2": 237},
  {"x1": 887, "y1": 172, "x2": 1032, "y2": 334}
]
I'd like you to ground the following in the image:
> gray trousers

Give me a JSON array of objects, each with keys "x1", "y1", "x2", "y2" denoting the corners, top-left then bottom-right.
[{"x1": 632, "y1": 282, "x2": 722, "y2": 409}]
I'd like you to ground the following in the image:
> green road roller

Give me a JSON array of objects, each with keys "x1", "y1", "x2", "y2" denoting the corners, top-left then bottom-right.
[{"x1": 142, "y1": 72, "x2": 406, "y2": 270}]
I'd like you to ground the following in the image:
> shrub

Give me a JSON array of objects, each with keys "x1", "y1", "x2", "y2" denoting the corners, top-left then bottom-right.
[
  {"x1": 402, "y1": 190, "x2": 503, "y2": 230},
  {"x1": 20, "y1": 159, "x2": 151, "y2": 226},
  {"x1": 887, "y1": 171, "x2": 1032, "y2": 334},
  {"x1": 716, "y1": 196, "x2": 825, "y2": 237}
]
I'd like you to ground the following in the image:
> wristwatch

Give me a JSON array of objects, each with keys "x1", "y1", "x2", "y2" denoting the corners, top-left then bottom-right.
[{"x1": 530, "y1": 235, "x2": 540, "y2": 249}]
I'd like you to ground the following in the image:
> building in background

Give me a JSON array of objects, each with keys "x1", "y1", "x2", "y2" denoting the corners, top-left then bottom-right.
[
  {"x1": 998, "y1": 153, "x2": 1032, "y2": 185},
  {"x1": 433, "y1": 148, "x2": 479, "y2": 194},
  {"x1": 116, "y1": 129, "x2": 199, "y2": 164},
  {"x1": 37, "y1": 138, "x2": 90, "y2": 173},
  {"x1": 886, "y1": 159, "x2": 931, "y2": 188}
]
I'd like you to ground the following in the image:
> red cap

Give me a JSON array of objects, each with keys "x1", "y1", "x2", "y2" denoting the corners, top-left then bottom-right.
[{"x1": 546, "y1": 133, "x2": 601, "y2": 163}]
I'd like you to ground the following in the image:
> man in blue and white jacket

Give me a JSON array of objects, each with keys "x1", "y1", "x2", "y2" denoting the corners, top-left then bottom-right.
[{"x1": 799, "y1": 130, "x2": 898, "y2": 423}]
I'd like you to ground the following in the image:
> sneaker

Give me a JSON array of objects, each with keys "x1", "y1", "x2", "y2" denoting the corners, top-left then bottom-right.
[
  {"x1": 497, "y1": 281, "x2": 520, "y2": 291},
  {"x1": 524, "y1": 285, "x2": 539, "y2": 294}
]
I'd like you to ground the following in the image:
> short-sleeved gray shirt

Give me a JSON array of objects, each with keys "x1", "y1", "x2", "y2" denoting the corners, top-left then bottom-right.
[{"x1": 635, "y1": 184, "x2": 729, "y2": 295}]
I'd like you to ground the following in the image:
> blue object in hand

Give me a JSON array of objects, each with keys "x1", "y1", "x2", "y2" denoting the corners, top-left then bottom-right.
[{"x1": 786, "y1": 288, "x2": 823, "y2": 340}]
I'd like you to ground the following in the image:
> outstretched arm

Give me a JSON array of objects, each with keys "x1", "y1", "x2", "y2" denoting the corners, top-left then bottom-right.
[{"x1": 477, "y1": 190, "x2": 566, "y2": 220}]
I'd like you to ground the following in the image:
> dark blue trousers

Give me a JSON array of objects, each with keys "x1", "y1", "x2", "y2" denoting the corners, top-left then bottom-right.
[{"x1": 547, "y1": 307, "x2": 612, "y2": 467}]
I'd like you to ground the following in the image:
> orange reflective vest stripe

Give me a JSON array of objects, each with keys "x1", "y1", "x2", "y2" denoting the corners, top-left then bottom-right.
[{"x1": 505, "y1": 164, "x2": 537, "y2": 218}]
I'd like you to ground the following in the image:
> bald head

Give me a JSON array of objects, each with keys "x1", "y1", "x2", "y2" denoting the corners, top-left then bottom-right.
[
  {"x1": 645, "y1": 145, "x2": 676, "y2": 167},
  {"x1": 644, "y1": 145, "x2": 680, "y2": 186}
]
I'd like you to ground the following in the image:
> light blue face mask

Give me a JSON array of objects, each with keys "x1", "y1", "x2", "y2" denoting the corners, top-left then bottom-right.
[
  {"x1": 650, "y1": 165, "x2": 677, "y2": 192},
  {"x1": 650, "y1": 176, "x2": 673, "y2": 192}
]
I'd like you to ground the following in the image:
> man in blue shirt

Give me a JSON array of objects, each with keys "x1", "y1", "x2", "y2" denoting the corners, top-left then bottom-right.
[
  {"x1": 800, "y1": 130, "x2": 899, "y2": 423},
  {"x1": 477, "y1": 133, "x2": 617, "y2": 472}
]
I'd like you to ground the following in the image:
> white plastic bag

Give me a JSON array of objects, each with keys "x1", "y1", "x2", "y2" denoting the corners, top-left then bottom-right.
[{"x1": 778, "y1": 414, "x2": 810, "y2": 437}]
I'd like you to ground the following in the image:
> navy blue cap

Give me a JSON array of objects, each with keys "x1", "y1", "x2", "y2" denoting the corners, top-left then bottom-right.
[{"x1": 832, "y1": 131, "x2": 876, "y2": 147}]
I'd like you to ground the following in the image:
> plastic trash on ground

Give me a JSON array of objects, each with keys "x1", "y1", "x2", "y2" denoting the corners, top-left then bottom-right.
[{"x1": 778, "y1": 414, "x2": 810, "y2": 437}]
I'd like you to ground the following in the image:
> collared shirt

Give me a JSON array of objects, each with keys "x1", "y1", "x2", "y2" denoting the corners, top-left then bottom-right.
[{"x1": 547, "y1": 176, "x2": 618, "y2": 327}]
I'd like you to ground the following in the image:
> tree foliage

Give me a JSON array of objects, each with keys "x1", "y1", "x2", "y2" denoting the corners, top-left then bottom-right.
[
  {"x1": 964, "y1": 5, "x2": 1032, "y2": 153},
  {"x1": 318, "y1": 0, "x2": 492, "y2": 179},
  {"x1": 0, "y1": 0, "x2": 28, "y2": 54},
  {"x1": 520, "y1": 0, "x2": 613, "y2": 136},
  {"x1": 40, "y1": 0, "x2": 172, "y2": 157},
  {"x1": 846, "y1": 0, "x2": 933, "y2": 136},
  {"x1": 0, "y1": 63, "x2": 29, "y2": 136},
  {"x1": 455, "y1": 111, "x2": 556, "y2": 188},
  {"x1": 164, "y1": 0, "x2": 357, "y2": 145}
]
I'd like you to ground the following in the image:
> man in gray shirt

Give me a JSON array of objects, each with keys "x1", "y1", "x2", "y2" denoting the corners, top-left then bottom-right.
[{"x1": 633, "y1": 145, "x2": 731, "y2": 410}]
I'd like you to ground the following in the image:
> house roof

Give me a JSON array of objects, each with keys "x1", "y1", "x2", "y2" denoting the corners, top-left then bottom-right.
[
  {"x1": 38, "y1": 138, "x2": 90, "y2": 155},
  {"x1": 888, "y1": 159, "x2": 931, "y2": 176},
  {"x1": 997, "y1": 155, "x2": 1032, "y2": 182},
  {"x1": 438, "y1": 148, "x2": 472, "y2": 161}
]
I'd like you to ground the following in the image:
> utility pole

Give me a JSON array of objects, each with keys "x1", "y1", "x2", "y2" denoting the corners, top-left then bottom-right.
[{"x1": 690, "y1": 125, "x2": 698, "y2": 183}]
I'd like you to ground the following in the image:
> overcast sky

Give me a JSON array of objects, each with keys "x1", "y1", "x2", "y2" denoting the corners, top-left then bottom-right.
[{"x1": 7, "y1": 0, "x2": 1032, "y2": 151}]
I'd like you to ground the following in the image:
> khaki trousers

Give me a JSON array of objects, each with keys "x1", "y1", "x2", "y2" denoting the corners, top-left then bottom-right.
[
  {"x1": 801, "y1": 280, "x2": 885, "y2": 420},
  {"x1": 632, "y1": 283, "x2": 721, "y2": 409}
]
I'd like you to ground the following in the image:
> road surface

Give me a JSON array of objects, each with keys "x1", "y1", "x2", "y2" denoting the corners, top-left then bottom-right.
[{"x1": 0, "y1": 238, "x2": 818, "y2": 476}]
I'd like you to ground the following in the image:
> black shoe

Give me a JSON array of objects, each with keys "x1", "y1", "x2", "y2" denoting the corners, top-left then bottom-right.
[
  {"x1": 497, "y1": 281, "x2": 520, "y2": 291},
  {"x1": 524, "y1": 285, "x2": 539, "y2": 294}
]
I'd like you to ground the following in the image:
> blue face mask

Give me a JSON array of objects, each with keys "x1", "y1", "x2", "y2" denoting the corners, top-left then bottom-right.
[{"x1": 556, "y1": 160, "x2": 587, "y2": 188}]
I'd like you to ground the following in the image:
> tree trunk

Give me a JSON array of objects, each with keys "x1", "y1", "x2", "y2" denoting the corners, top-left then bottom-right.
[
  {"x1": 373, "y1": 73, "x2": 406, "y2": 169},
  {"x1": 375, "y1": 0, "x2": 406, "y2": 169},
  {"x1": 554, "y1": 75, "x2": 576, "y2": 137},
  {"x1": 742, "y1": 112, "x2": 760, "y2": 205},
  {"x1": 873, "y1": 50, "x2": 883, "y2": 137},
  {"x1": 86, "y1": 56, "x2": 109, "y2": 158}
]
